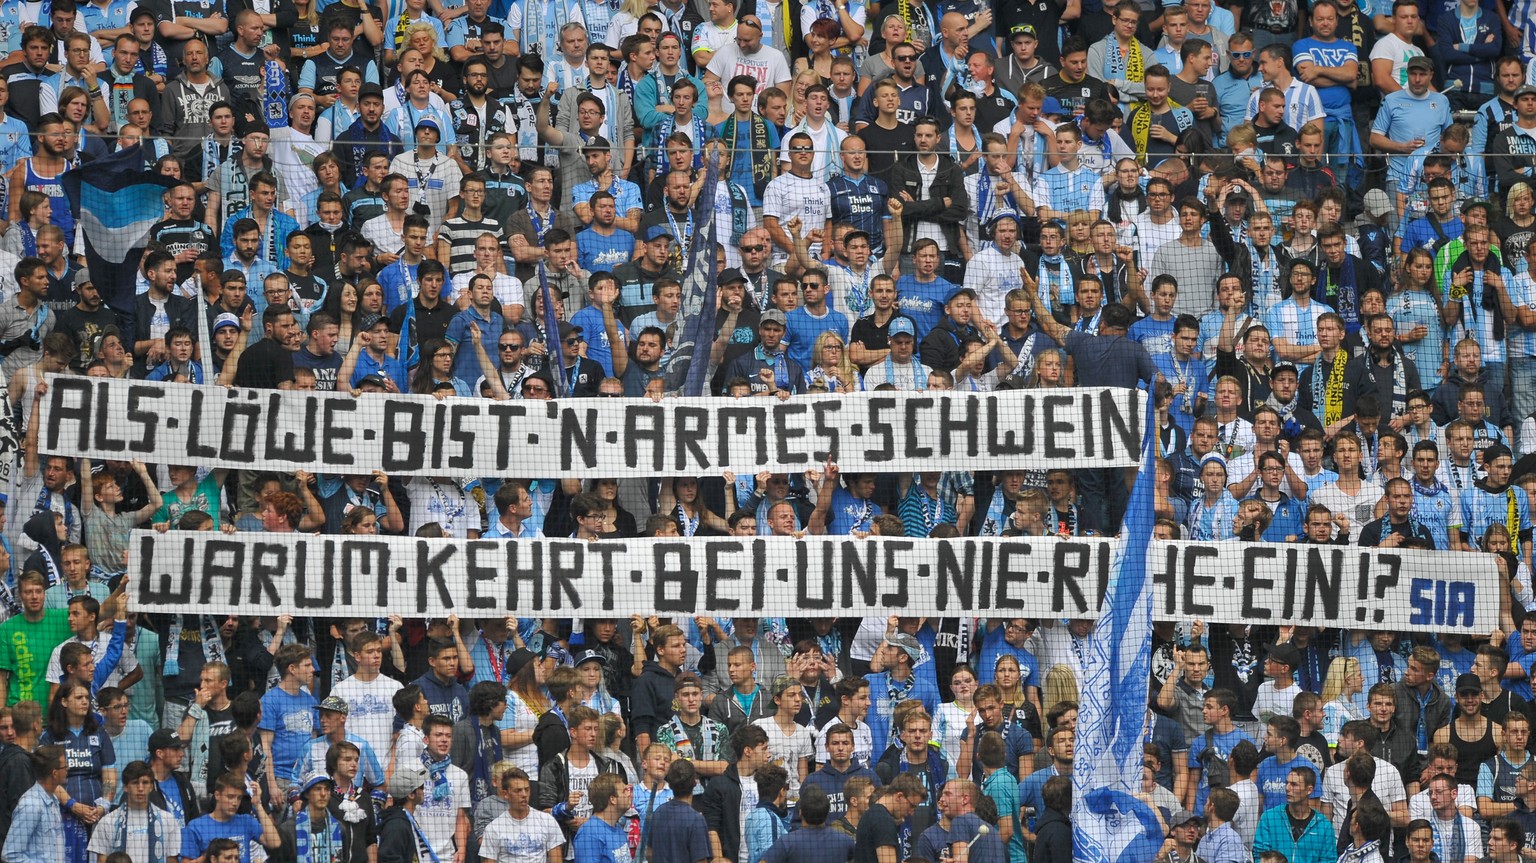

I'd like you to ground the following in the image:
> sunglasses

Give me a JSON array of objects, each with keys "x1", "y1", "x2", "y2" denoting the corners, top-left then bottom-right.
[
  {"x1": 500, "y1": 343, "x2": 523, "y2": 351},
  {"x1": 563, "y1": 337, "x2": 582, "y2": 346},
  {"x1": 790, "y1": 145, "x2": 814, "y2": 152},
  {"x1": 1230, "y1": 50, "x2": 1253, "y2": 58},
  {"x1": 893, "y1": 54, "x2": 917, "y2": 61},
  {"x1": 741, "y1": 244, "x2": 767, "y2": 253}
]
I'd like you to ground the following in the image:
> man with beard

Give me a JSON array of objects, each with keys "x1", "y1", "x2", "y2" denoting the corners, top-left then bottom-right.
[
  {"x1": 6, "y1": 113, "x2": 75, "y2": 245},
  {"x1": 450, "y1": 56, "x2": 513, "y2": 173},
  {"x1": 55, "y1": 272, "x2": 116, "y2": 372},
  {"x1": 331, "y1": 82, "x2": 399, "y2": 189}
]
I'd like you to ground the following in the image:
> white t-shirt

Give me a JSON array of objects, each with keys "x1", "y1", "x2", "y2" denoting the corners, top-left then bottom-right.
[
  {"x1": 569, "y1": 756, "x2": 600, "y2": 820},
  {"x1": 86, "y1": 805, "x2": 183, "y2": 861},
  {"x1": 706, "y1": 46, "x2": 791, "y2": 113},
  {"x1": 762, "y1": 172, "x2": 832, "y2": 264},
  {"x1": 501, "y1": 691, "x2": 543, "y2": 775},
  {"x1": 753, "y1": 717, "x2": 814, "y2": 802},
  {"x1": 1321, "y1": 756, "x2": 1405, "y2": 838},
  {"x1": 417, "y1": 763, "x2": 472, "y2": 861},
  {"x1": 816, "y1": 717, "x2": 874, "y2": 768},
  {"x1": 47, "y1": 631, "x2": 139, "y2": 689},
  {"x1": 1409, "y1": 786, "x2": 1477, "y2": 821},
  {"x1": 1368, "y1": 33, "x2": 1424, "y2": 90},
  {"x1": 1309, "y1": 480, "x2": 1384, "y2": 542},
  {"x1": 482, "y1": 808, "x2": 566, "y2": 863},
  {"x1": 452, "y1": 271, "x2": 525, "y2": 311},
  {"x1": 330, "y1": 673, "x2": 403, "y2": 764},
  {"x1": 394, "y1": 724, "x2": 426, "y2": 775},
  {"x1": 1251, "y1": 680, "x2": 1300, "y2": 724},
  {"x1": 737, "y1": 774, "x2": 760, "y2": 863}
]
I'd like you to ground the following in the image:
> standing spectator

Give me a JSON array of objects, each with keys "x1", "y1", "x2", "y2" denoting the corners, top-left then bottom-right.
[
  {"x1": 1032, "y1": 775, "x2": 1074, "y2": 863},
  {"x1": 260, "y1": 643, "x2": 320, "y2": 800},
  {"x1": 3, "y1": 745, "x2": 67, "y2": 863},
  {"x1": 480, "y1": 766, "x2": 565, "y2": 863}
]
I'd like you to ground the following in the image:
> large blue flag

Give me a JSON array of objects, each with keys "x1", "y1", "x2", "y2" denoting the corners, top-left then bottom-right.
[
  {"x1": 61, "y1": 145, "x2": 179, "y2": 326},
  {"x1": 1073, "y1": 393, "x2": 1165, "y2": 863},
  {"x1": 664, "y1": 158, "x2": 720, "y2": 397}
]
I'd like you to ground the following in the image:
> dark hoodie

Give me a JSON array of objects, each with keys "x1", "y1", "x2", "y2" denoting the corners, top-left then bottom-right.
[
  {"x1": 21, "y1": 510, "x2": 63, "y2": 586},
  {"x1": 631, "y1": 660, "x2": 678, "y2": 743},
  {"x1": 1032, "y1": 806, "x2": 1074, "y2": 863},
  {"x1": 1431, "y1": 364, "x2": 1511, "y2": 429},
  {"x1": 376, "y1": 804, "x2": 421, "y2": 863}
]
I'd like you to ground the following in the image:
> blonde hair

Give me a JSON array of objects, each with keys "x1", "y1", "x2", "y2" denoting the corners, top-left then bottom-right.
[
  {"x1": 1226, "y1": 123, "x2": 1258, "y2": 152},
  {"x1": 1318, "y1": 656, "x2": 1360, "y2": 705},
  {"x1": 404, "y1": 21, "x2": 448, "y2": 61},
  {"x1": 814, "y1": 330, "x2": 857, "y2": 384},
  {"x1": 1507, "y1": 182, "x2": 1534, "y2": 211},
  {"x1": 1043, "y1": 664, "x2": 1078, "y2": 710}
]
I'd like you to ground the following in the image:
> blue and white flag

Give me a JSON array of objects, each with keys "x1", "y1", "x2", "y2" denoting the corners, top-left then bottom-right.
[
  {"x1": 1073, "y1": 393, "x2": 1165, "y2": 863},
  {"x1": 62, "y1": 145, "x2": 178, "y2": 319},
  {"x1": 664, "y1": 158, "x2": 721, "y2": 397}
]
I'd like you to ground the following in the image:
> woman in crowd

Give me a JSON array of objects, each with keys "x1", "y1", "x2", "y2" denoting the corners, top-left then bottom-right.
[
  {"x1": 1187, "y1": 454, "x2": 1239, "y2": 541},
  {"x1": 42, "y1": 678, "x2": 117, "y2": 863},
  {"x1": 1319, "y1": 656, "x2": 1366, "y2": 747},
  {"x1": 934, "y1": 664, "x2": 978, "y2": 777}
]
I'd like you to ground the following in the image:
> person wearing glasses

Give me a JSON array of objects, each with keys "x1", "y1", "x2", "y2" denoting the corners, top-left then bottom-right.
[
  {"x1": 473, "y1": 330, "x2": 535, "y2": 399},
  {"x1": 1086, "y1": 1, "x2": 1153, "y2": 108},
  {"x1": 1212, "y1": 33, "x2": 1262, "y2": 147}
]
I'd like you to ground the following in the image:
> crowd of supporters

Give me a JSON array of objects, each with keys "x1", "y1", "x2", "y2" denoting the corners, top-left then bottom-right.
[{"x1": 0, "y1": 0, "x2": 1535, "y2": 859}]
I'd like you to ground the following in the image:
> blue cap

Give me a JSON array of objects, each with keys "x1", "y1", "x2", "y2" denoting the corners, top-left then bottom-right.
[
  {"x1": 414, "y1": 116, "x2": 441, "y2": 134},
  {"x1": 1040, "y1": 97, "x2": 1066, "y2": 115},
  {"x1": 644, "y1": 224, "x2": 675, "y2": 242},
  {"x1": 888, "y1": 317, "x2": 916, "y2": 338}
]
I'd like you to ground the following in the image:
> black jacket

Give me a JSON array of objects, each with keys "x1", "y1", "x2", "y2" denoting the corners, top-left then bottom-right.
[
  {"x1": 919, "y1": 316, "x2": 985, "y2": 373},
  {"x1": 631, "y1": 660, "x2": 679, "y2": 742},
  {"x1": 889, "y1": 154, "x2": 969, "y2": 255},
  {"x1": 1033, "y1": 807, "x2": 1074, "y2": 863},
  {"x1": 696, "y1": 764, "x2": 746, "y2": 861},
  {"x1": 1486, "y1": 124, "x2": 1536, "y2": 197},
  {"x1": 537, "y1": 750, "x2": 623, "y2": 836},
  {"x1": 0, "y1": 741, "x2": 32, "y2": 839}
]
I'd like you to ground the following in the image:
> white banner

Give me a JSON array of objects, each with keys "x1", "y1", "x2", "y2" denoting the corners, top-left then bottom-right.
[
  {"x1": 129, "y1": 532, "x2": 1499, "y2": 632},
  {"x1": 36, "y1": 378, "x2": 1143, "y2": 478}
]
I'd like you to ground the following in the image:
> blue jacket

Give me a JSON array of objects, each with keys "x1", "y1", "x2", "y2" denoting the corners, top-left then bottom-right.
[
  {"x1": 1252, "y1": 805, "x2": 1335, "y2": 863},
  {"x1": 1433, "y1": 7, "x2": 1502, "y2": 96}
]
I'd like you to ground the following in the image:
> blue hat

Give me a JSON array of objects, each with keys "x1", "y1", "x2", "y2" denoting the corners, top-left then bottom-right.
[
  {"x1": 644, "y1": 224, "x2": 675, "y2": 243},
  {"x1": 414, "y1": 116, "x2": 441, "y2": 134},
  {"x1": 888, "y1": 317, "x2": 916, "y2": 339},
  {"x1": 945, "y1": 285, "x2": 977, "y2": 305},
  {"x1": 1040, "y1": 97, "x2": 1066, "y2": 116}
]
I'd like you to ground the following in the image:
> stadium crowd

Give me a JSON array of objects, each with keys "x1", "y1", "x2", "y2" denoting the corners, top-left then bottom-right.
[{"x1": 0, "y1": 0, "x2": 1534, "y2": 859}]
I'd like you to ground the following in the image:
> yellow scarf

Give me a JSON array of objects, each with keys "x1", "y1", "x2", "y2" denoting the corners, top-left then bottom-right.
[
  {"x1": 1509, "y1": 489, "x2": 1521, "y2": 556},
  {"x1": 1128, "y1": 97, "x2": 1182, "y2": 160},
  {"x1": 1324, "y1": 352, "x2": 1347, "y2": 427},
  {"x1": 1125, "y1": 39, "x2": 1144, "y2": 83}
]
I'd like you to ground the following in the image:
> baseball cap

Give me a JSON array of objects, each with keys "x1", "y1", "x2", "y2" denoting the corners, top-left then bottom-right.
[
  {"x1": 1515, "y1": 84, "x2": 1536, "y2": 99},
  {"x1": 760, "y1": 309, "x2": 787, "y2": 328},
  {"x1": 644, "y1": 224, "x2": 676, "y2": 243},
  {"x1": 1040, "y1": 96, "x2": 1066, "y2": 115},
  {"x1": 885, "y1": 632, "x2": 922, "y2": 664},
  {"x1": 388, "y1": 765, "x2": 428, "y2": 799},
  {"x1": 582, "y1": 135, "x2": 612, "y2": 154},
  {"x1": 357, "y1": 373, "x2": 390, "y2": 389},
  {"x1": 1266, "y1": 642, "x2": 1302, "y2": 670},
  {"x1": 1268, "y1": 362, "x2": 1298, "y2": 379},
  {"x1": 1406, "y1": 55, "x2": 1433, "y2": 73},
  {"x1": 772, "y1": 674, "x2": 797, "y2": 696},
  {"x1": 414, "y1": 116, "x2": 441, "y2": 134},
  {"x1": 1009, "y1": 23, "x2": 1038, "y2": 39},
  {"x1": 888, "y1": 317, "x2": 916, "y2": 339},
  {"x1": 319, "y1": 695, "x2": 350, "y2": 714},
  {"x1": 212, "y1": 312, "x2": 241, "y2": 332},
  {"x1": 1456, "y1": 672, "x2": 1482, "y2": 695},
  {"x1": 1171, "y1": 810, "x2": 1203, "y2": 827},
  {"x1": 718, "y1": 267, "x2": 747, "y2": 285},
  {"x1": 1225, "y1": 188, "x2": 1250, "y2": 205},
  {"x1": 675, "y1": 672, "x2": 704, "y2": 691},
  {"x1": 506, "y1": 647, "x2": 538, "y2": 679},
  {"x1": 288, "y1": 92, "x2": 316, "y2": 112},
  {"x1": 359, "y1": 82, "x2": 385, "y2": 101},
  {"x1": 148, "y1": 729, "x2": 185, "y2": 752},
  {"x1": 946, "y1": 285, "x2": 978, "y2": 304},
  {"x1": 576, "y1": 649, "x2": 604, "y2": 666},
  {"x1": 557, "y1": 321, "x2": 584, "y2": 339},
  {"x1": 73, "y1": 269, "x2": 92, "y2": 288},
  {"x1": 358, "y1": 312, "x2": 386, "y2": 331}
]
